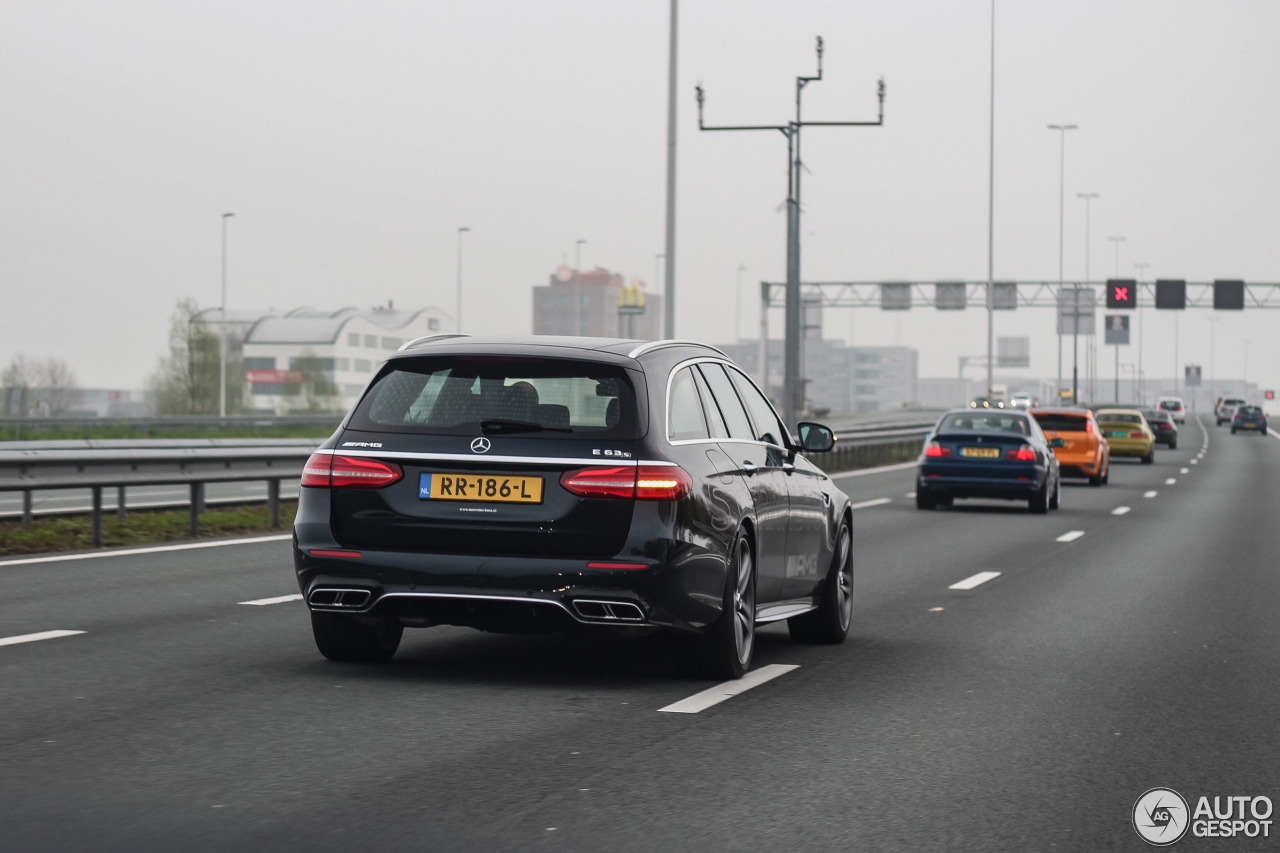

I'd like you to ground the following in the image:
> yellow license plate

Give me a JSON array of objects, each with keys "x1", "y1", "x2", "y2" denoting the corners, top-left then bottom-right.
[
  {"x1": 960, "y1": 446, "x2": 1000, "y2": 458},
  {"x1": 419, "y1": 473, "x2": 544, "y2": 503},
  {"x1": 1246, "y1": 422, "x2": 1256, "y2": 427}
]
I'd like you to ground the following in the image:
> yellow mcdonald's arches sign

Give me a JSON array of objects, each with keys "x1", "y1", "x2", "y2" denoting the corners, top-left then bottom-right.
[{"x1": 618, "y1": 285, "x2": 646, "y2": 314}]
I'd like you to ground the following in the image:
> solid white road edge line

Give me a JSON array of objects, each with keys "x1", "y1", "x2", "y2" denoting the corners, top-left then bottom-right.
[
  {"x1": 0, "y1": 534, "x2": 293, "y2": 568},
  {"x1": 0, "y1": 630, "x2": 86, "y2": 648},
  {"x1": 949, "y1": 571, "x2": 1001, "y2": 590},
  {"x1": 1144, "y1": 490, "x2": 1158, "y2": 498},
  {"x1": 1056, "y1": 530, "x2": 1086, "y2": 543},
  {"x1": 239, "y1": 594, "x2": 303, "y2": 606},
  {"x1": 830, "y1": 461, "x2": 918, "y2": 479},
  {"x1": 850, "y1": 498, "x2": 892, "y2": 510},
  {"x1": 1112, "y1": 506, "x2": 1131, "y2": 515},
  {"x1": 658, "y1": 664, "x2": 800, "y2": 714}
]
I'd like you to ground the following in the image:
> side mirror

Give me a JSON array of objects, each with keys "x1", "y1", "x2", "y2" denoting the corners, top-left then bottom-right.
[
  {"x1": 797, "y1": 421, "x2": 835, "y2": 453},
  {"x1": 1051, "y1": 437, "x2": 1065, "y2": 448}
]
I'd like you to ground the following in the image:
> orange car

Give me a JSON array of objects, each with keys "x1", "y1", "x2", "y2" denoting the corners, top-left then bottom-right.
[{"x1": 1030, "y1": 408, "x2": 1110, "y2": 486}]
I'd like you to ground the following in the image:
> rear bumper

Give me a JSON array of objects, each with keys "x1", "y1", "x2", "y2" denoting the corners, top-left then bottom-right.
[
  {"x1": 917, "y1": 465, "x2": 1047, "y2": 500},
  {"x1": 1232, "y1": 422, "x2": 1267, "y2": 432},
  {"x1": 293, "y1": 546, "x2": 727, "y2": 636},
  {"x1": 1105, "y1": 439, "x2": 1153, "y2": 457},
  {"x1": 1051, "y1": 449, "x2": 1102, "y2": 476}
]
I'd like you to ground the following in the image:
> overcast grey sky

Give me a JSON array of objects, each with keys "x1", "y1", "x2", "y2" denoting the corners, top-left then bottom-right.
[{"x1": 2, "y1": 0, "x2": 1278, "y2": 397}]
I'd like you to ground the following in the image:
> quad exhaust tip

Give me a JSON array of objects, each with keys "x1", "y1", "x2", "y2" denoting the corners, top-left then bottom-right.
[
  {"x1": 571, "y1": 599, "x2": 645, "y2": 623},
  {"x1": 308, "y1": 588, "x2": 373, "y2": 610}
]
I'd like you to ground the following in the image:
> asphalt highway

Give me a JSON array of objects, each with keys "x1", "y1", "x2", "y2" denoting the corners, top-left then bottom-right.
[{"x1": 2, "y1": 415, "x2": 1276, "y2": 851}]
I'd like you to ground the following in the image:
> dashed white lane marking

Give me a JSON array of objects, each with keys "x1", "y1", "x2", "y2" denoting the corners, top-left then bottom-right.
[
  {"x1": 658, "y1": 664, "x2": 800, "y2": 713},
  {"x1": 1180, "y1": 467, "x2": 1189, "y2": 474},
  {"x1": 0, "y1": 534, "x2": 293, "y2": 568},
  {"x1": 905, "y1": 491, "x2": 917, "y2": 498},
  {"x1": 1056, "y1": 530, "x2": 1087, "y2": 543},
  {"x1": 850, "y1": 498, "x2": 892, "y2": 510},
  {"x1": 239, "y1": 594, "x2": 303, "y2": 606},
  {"x1": 949, "y1": 571, "x2": 1001, "y2": 590},
  {"x1": 0, "y1": 630, "x2": 86, "y2": 648},
  {"x1": 1112, "y1": 506, "x2": 1131, "y2": 516},
  {"x1": 830, "y1": 461, "x2": 918, "y2": 479},
  {"x1": 1190, "y1": 459, "x2": 1198, "y2": 465},
  {"x1": 1165, "y1": 478, "x2": 1177, "y2": 485},
  {"x1": 1144, "y1": 490, "x2": 1158, "y2": 498}
]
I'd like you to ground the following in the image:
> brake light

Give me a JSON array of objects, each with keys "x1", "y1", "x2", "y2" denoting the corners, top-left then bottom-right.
[
  {"x1": 1085, "y1": 420, "x2": 1094, "y2": 433},
  {"x1": 301, "y1": 453, "x2": 403, "y2": 489},
  {"x1": 1129, "y1": 431, "x2": 1144, "y2": 438},
  {"x1": 560, "y1": 465, "x2": 692, "y2": 500},
  {"x1": 1006, "y1": 446, "x2": 1037, "y2": 461},
  {"x1": 924, "y1": 442, "x2": 952, "y2": 457}
]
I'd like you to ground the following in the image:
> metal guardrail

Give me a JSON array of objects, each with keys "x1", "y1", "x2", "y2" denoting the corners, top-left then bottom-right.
[
  {"x1": 0, "y1": 414, "x2": 342, "y2": 437},
  {"x1": 0, "y1": 445, "x2": 316, "y2": 545},
  {"x1": 0, "y1": 418, "x2": 941, "y2": 547}
]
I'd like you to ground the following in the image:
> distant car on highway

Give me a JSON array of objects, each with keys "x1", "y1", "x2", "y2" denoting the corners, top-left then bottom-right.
[
  {"x1": 1231, "y1": 405, "x2": 1268, "y2": 435},
  {"x1": 1030, "y1": 408, "x2": 1110, "y2": 486},
  {"x1": 1216, "y1": 397, "x2": 1247, "y2": 426},
  {"x1": 1010, "y1": 394, "x2": 1034, "y2": 409},
  {"x1": 1157, "y1": 396, "x2": 1186, "y2": 424},
  {"x1": 1094, "y1": 408, "x2": 1156, "y2": 464},
  {"x1": 293, "y1": 336, "x2": 853, "y2": 678},
  {"x1": 917, "y1": 409, "x2": 1062, "y2": 513},
  {"x1": 1142, "y1": 409, "x2": 1179, "y2": 449}
]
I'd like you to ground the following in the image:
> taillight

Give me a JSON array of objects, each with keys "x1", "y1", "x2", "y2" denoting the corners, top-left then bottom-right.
[
  {"x1": 1006, "y1": 446, "x2": 1037, "y2": 461},
  {"x1": 635, "y1": 465, "x2": 692, "y2": 500},
  {"x1": 560, "y1": 465, "x2": 692, "y2": 501},
  {"x1": 1085, "y1": 420, "x2": 1094, "y2": 433},
  {"x1": 301, "y1": 452, "x2": 403, "y2": 489},
  {"x1": 1129, "y1": 431, "x2": 1144, "y2": 438},
  {"x1": 924, "y1": 442, "x2": 952, "y2": 457}
]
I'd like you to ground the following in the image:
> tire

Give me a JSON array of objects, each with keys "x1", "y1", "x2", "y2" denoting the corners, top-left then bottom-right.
[
  {"x1": 687, "y1": 529, "x2": 756, "y2": 679},
  {"x1": 1049, "y1": 476, "x2": 1061, "y2": 510},
  {"x1": 915, "y1": 489, "x2": 937, "y2": 510},
  {"x1": 1217, "y1": 419, "x2": 1224, "y2": 426},
  {"x1": 310, "y1": 611, "x2": 403, "y2": 662},
  {"x1": 1029, "y1": 479, "x2": 1049, "y2": 514},
  {"x1": 1169, "y1": 440, "x2": 1177, "y2": 450},
  {"x1": 789, "y1": 520, "x2": 853, "y2": 645},
  {"x1": 1142, "y1": 450, "x2": 1154, "y2": 464},
  {"x1": 936, "y1": 495, "x2": 954, "y2": 507},
  {"x1": 1231, "y1": 427, "x2": 1237, "y2": 435},
  {"x1": 1088, "y1": 471, "x2": 1103, "y2": 487},
  {"x1": 1102, "y1": 464, "x2": 1110, "y2": 485}
]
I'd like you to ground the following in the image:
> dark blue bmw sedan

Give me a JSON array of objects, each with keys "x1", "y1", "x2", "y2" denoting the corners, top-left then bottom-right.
[{"x1": 916, "y1": 409, "x2": 1062, "y2": 513}]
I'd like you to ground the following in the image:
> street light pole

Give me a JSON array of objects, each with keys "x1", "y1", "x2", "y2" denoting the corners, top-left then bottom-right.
[
  {"x1": 456, "y1": 227, "x2": 471, "y2": 333},
  {"x1": 985, "y1": 0, "x2": 996, "y2": 398},
  {"x1": 575, "y1": 238, "x2": 587, "y2": 336},
  {"x1": 219, "y1": 212, "x2": 234, "y2": 419},
  {"x1": 1074, "y1": 192, "x2": 1099, "y2": 404},
  {"x1": 1047, "y1": 124, "x2": 1077, "y2": 400}
]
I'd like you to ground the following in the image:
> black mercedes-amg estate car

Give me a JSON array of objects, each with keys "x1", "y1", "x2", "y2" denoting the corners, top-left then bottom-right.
[{"x1": 294, "y1": 336, "x2": 854, "y2": 678}]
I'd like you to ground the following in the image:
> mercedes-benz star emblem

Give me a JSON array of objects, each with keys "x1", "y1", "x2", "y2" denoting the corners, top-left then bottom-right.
[{"x1": 470, "y1": 437, "x2": 491, "y2": 454}]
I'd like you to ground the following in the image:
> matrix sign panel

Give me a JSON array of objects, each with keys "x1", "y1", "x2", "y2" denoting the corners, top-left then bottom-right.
[
  {"x1": 1213, "y1": 280, "x2": 1245, "y2": 310},
  {"x1": 1105, "y1": 279, "x2": 1137, "y2": 309},
  {"x1": 1155, "y1": 279, "x2": 1187, "y2": 309}
]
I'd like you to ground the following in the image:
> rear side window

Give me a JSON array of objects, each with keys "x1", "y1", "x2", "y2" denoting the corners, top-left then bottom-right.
[
  {"x1": 348, "y1": 357, "x2": 639, "y2": 438},
  {"x1": 1032, "y1": 414, "x2": 1089, "y2": 432},
  {"x1": 668, "y1": 368, "x2": 709, "y2": 441}
]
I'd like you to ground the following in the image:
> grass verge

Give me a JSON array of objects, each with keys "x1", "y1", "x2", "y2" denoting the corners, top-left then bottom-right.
[{"x1": 0, "y1": 502, "x2": 297, "y2": 557}]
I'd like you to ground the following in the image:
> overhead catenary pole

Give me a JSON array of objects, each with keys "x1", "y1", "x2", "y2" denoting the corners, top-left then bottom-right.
[
  {"x1": 662, "y1": 0, "x2": 678, "y2": 339},
  {"x1": 219, "y1": 212, "x2": 234, "y2": 419},
  {"x1": 696, "y1": 37, "x2": 884, "y2": 426},
  {"x1": 735, "y1": 263, "x2": 747, "y2": 341},
  {"x1": 1107, "y1": 236, "x2": 1125, "y2": 400},
  {"x1": 1048, "y1": 123, "x2": 1077, "y2": 400}
]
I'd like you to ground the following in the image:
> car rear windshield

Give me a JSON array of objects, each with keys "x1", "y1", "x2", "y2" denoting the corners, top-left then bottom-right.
[
  {"x1": 1032, "y1": 414, "x2": 1088, "y2": 432},
  {"x1": 938, "y1": 413, "x2": 1031, "y2": 435},
  {"x1": 346, "y1": 356, "x2": 639, "y2": 438},
  {"x1": 1097, "y1": 412, "x2": 1142, "y2": 424},
  {"x1": 1159, "y1": 400, "x2": 1181, "y2": 410},
  {"x1": 1237, "y1": 406, "x2": 1262, "y2": 416},
  {"x1": 1143, "y1": 411, "x2": 1171, "y2": 422}
]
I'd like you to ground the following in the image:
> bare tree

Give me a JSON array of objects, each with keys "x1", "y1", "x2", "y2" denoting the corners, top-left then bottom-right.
[
  {"x1": 149, "y1": 298, "x2": 245, "y2": 415},
  {"x1": 2, "y1": 353, "x2": 79, "y2": 416}
]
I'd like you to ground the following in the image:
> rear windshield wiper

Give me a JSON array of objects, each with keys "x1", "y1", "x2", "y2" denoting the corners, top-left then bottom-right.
[{"x1": 479, "y1": 419, "x2": 572, "y2": 435}]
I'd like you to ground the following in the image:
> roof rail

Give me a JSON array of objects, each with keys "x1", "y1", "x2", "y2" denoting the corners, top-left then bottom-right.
[
  {"x1": 398, "y1": 333, "x2": 471, "y2": 352},
  {"x1": 626, "y1": 340, "x2": 727, "y2": 359}
]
